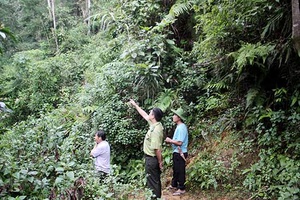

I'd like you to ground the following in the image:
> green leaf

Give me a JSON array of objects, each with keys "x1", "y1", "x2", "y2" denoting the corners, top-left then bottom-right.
[
  {"x1": 66, "y1": 171, "x2": 75, "y2": 180},
  {"x1": 28, "y1": 171, "x2": 38, "y2": 175},
  {"x1": 54, "y1": 176, "x2": 63, "y2": 185},
  {"x1": 68, "y1": 161, "x2": 76, "y2": 167},
  {"x1": 13, "y1": 172, "x2": 20, "y2": 179},
  {"x1": 28, "y1": 176, "x2": 34, "y2": 183},
  {"x1": 55, "y1": 167, "x2": 64, "y2": 172},
  {"x1": 166, "y1": 39, "x2": 175, "y2": 45}
]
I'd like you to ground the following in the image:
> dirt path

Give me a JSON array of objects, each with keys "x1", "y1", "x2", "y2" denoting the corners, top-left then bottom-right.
[
  {"x1": 161, "y1": 187, "x2": 233, "y2": 200},
  {"x1": 161, "y1": 187, "x2": 210, "y2": 200},
  {"x1": 127, "y1": 185, "x2": 234, "y2": 200},
  {"x1": 162, "y1": 188, "x2": 196, "y2": 200}
]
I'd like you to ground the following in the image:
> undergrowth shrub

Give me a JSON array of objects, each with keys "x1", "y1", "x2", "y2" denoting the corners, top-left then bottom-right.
[
  {"x1": 0, "y1": 108, "x2": 91, "y2": 199},
  {"x1": 186, "y1": 153, "x2": 230, "y2": 190},
  {"x1": 243, "y1": 151, "x2": 300, "y2": 200},
  {"x1": 0, "y1": 104, "x2": 154, "y2": 199},
  {"x1": 243, "y1": 107, "x2": 300, "y2": 199}
]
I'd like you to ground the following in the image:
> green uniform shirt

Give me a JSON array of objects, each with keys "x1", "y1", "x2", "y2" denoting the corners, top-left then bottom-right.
[{"x1": 143, "y1": 121, "x2": 163, "y2": 156}]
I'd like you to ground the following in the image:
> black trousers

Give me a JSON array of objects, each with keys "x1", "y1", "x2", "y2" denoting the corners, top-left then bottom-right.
[
  {"x1": 145, "y1": 155, "x2": 161, "y2": 198},
  {"x1": 96, "y1": 170, "x2": 108, "y2": 184},
  {"x1": 171, "y1": 152, "x2": 187, "y2": 190}
]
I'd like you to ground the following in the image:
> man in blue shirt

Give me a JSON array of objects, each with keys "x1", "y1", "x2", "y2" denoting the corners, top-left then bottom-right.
[{"x1": 165, "y1": 108, "x2": 188, "y2": 196}]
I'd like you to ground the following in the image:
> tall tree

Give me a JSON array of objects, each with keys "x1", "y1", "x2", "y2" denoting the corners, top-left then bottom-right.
[
  {"x1": 87, "y1": 0, "x2": 91, "y2": 34},
  {"x1": 78, "y1": 0, "x2": 91, "y2": 34},
  {"x1": 292, "y1": 0, "x2": 300, "y2": 56},
  {"x1": 47, "y1": 0, "x2": 59, "y2": 51}
]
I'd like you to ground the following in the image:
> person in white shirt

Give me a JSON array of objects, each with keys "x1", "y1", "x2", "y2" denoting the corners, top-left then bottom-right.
[{"x1": 90, "y1": 130, "x2": 111, "y2": 181}]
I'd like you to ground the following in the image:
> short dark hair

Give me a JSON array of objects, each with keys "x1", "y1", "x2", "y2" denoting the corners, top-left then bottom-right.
[
  {"x1": 152, "y1": 107, "x2": 163, "y2": 122},
  {"x1": 96, "y1": 130, "x2": 106, "y2": 140}
]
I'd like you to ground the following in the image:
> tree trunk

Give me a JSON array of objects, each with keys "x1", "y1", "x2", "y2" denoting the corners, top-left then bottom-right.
[
  {"x1": 47, "y1": 0, "x2": 52, "y2": 20},
  {"x1": 48, "y1": 0, "x2": 59, "y2": 52},
  {"x1": 51, "y1": 0, "x2": 59, "y2": 52},
  {"x1": 292, "y1": 0, "x2": 300, "y2": 56},
  {"x1": 87, "y1": 0, "x2": 91, "y2": 34},
  {"x1": 78, "y1": 0, "x2": 91, "y2": 34}
]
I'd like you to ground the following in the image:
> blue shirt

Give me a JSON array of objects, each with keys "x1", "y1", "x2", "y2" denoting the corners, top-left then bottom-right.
[{"x1": 172, "y1": 123, "x2": 188, "y2": 153}]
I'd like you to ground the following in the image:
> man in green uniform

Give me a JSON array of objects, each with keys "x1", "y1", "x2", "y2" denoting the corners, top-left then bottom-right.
[{"x1": 130, "y1": 99, "x2": 164, "y2": 199}]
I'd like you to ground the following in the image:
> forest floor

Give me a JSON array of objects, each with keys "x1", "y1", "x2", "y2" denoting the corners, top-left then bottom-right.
[
  {"x1": 160, "y1": 182, "x2": 242, "y2": 200},
  {"x1": 162, "y1": 192, "x2": 222, "y2": 200},
  {"x1": 128, "y1": 187, "x2": 237, "y2": 200},
  {"x1": 162, "y1": 187, "x2": 209, "y2": 200},
  {"x1": 162, "y1": 188, "x2": 203, "y2": 200},
  {"x1": 127, "y1": 165, "x2": 249, "y2": 200}
]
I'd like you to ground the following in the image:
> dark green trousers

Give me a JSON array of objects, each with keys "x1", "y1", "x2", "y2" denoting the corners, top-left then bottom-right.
[{"x1": 145, "y1": 155, "x2": 161, "y2": 198}]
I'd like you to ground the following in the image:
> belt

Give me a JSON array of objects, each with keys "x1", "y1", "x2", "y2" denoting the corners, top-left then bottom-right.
[{"x1": 145, "y1": 154, "x2": 156, "y2": 158}]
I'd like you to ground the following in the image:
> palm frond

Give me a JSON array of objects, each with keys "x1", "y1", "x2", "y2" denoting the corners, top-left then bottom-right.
[{"x1": 154, "y1": 89, "x2": 177, "y2": 112}]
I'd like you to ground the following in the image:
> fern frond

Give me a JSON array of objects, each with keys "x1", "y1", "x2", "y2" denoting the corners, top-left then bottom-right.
[
  {"x1": 153, "y1": 0, "x2": 193, "y2": 31},
  {"x1": 246, "y1": 88, "x2": 265, "y2": 108},
  {"x1": 246, "y1": 88, "x2": 259, "y2": 108},
  {"x1": 261, "y1": 10, "x2": 284, "y2": 39},
  {"x1": 205, "y1": 81, "x2": 229, "y2": 91},
  {"x1": 229, "y1": 42, "x2": 275, "y2": 75},
  {"x1": 169, "y1": 1, "x2": 193, "y2": 16}
]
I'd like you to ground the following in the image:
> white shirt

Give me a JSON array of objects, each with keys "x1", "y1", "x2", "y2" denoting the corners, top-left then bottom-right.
[{"x1": 91, "y1": 140, "x2": 111, "y2": 174}]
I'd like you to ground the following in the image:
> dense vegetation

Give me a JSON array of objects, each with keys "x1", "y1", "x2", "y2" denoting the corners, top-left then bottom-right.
[{"x1": 0, "y1": 0, "x2": 299, "y2": 199}]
